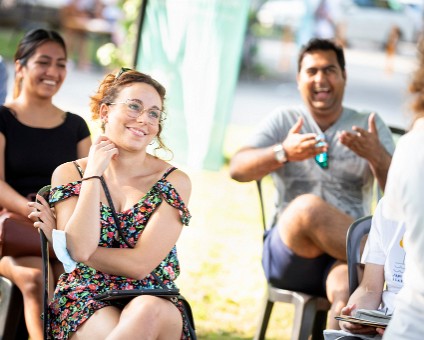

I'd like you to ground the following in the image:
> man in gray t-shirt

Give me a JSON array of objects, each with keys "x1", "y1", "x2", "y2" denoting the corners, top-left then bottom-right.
[{"x1": 229, "y1": 38, "x2": 395, "y2": 330}]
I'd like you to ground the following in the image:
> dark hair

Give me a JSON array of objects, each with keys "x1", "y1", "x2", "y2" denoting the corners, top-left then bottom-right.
[
  {"x1": 90, "y1": 69, "x2": 170, "y2": 155},
  {"x1": 297, "y1": 38, "x2": 345, "y2": 73},
  {"x1": 409, "y1": 37, "x2": 424, "y2": 124},
  {"x1": 13, "y1": 28, "x2": 67, "y2": 98}
]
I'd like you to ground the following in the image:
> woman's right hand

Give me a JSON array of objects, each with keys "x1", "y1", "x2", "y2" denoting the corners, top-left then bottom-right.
[
  {"x1": 84, "y1": 135, "x2": 119, "y2": 177},
  {"x1": 339, "y1": 304, "x2": 378, "y2": 335},
  {"x1": 28, "y1": 194, "x2": 56, "y2": 243}
]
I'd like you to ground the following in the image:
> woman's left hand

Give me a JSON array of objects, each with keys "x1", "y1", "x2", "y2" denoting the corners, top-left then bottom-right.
[{"x1": 28, "y1": 194, "x2": 56, "y2": 243}]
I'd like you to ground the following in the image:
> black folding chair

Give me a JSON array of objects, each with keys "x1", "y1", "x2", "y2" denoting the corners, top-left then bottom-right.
[
  {"x1": 346, "y1": 216, "x2": 372, "y2": 296},
  {"x1": 254, "y1": 179, "x2": 330, "y2": 340},
  {"x1": 35, "y1": 185, "x2": 51, "y2": 340}
]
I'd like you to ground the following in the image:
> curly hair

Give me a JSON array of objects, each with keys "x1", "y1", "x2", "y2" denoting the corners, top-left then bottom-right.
[
  {"x1": 408, "y1": 38, "x2": 424, "y2": 124},
  {"x1": 90, "y1": 69, "x2": 171, "y2": 156}
]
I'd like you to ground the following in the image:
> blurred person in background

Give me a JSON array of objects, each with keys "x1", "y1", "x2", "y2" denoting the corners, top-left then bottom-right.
[
  {"x1": 229, "y1": 38, "x2": 395, "y2": 329},
  {"x1": 297, "y1": 0, "x2": 345, "y2": 48},
  {"x1": 0, "y1": 28, "x2": 91, "y2": 339},
  {"x1": 0, "y1": 55, "x2": 7, "y2": 104},
  {"x1": 60, "y1": 0, "x2": 110, "y2": 70}
]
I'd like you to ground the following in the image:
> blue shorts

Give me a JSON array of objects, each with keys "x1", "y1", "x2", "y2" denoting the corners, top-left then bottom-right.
[{"x1": 262, "y1": 226, "x2": 336, "y2": 297}]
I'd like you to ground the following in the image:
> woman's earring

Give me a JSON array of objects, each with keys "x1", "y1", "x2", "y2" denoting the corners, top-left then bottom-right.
[{"x1": 101, "y1": 120, "x2": 107, "y2": 132}]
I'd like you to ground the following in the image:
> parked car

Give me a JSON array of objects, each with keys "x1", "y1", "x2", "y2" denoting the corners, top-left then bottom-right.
[
  {"x1": 343, "y1": 0, "x2": 421, "y2": 46},
  {"x1": 256, "y1": 0, "x2": 422, "y2": 47}
]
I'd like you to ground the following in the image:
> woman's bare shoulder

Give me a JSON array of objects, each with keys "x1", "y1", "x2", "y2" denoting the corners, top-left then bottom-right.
[
  {"x1": 51, "y1": 158, "x2": 88, "y2": 186},
  {"x1": 163, "y1": 165, "x2": 192, "y2": 200}
]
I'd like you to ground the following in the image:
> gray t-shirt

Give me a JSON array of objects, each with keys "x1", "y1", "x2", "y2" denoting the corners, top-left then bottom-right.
[{"x1": 248, "y1": 106, "x2": 395, "y2": 222}]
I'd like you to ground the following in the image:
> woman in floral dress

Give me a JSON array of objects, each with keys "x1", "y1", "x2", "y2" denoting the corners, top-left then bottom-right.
[{"x1": 36, "y1": 69, "x2": 192, "y2": 339}]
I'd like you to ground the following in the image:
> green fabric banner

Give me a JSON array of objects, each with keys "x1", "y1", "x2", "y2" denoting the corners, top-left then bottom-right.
[{"x1": 135, "y1": 0, "x2": 250, "y2": 170}]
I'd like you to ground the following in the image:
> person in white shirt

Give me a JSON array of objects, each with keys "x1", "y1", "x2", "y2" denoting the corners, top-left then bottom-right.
[
  {"x1": 382, "y1": 37, "x2": 424, "y2": 340},
  {"x1": 324, "y1": 197, "x2": 405, "y2": 340}
]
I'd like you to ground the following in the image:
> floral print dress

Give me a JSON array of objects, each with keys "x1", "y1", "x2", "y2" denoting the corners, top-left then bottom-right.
[{"x1": 47, "y1": 167, "x2": 192, "y2": 339}]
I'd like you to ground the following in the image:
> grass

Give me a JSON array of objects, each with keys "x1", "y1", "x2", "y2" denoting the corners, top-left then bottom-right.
[{"x1": 176, "y1": 167, "x2": 294, "y2": 340}]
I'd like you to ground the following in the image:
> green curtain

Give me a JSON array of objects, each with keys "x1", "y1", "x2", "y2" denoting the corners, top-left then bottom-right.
[{"x1": 135, "y1": 0, "x2": 250, "y2": 170}]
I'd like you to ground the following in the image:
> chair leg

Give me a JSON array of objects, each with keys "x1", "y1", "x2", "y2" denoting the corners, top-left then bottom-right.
[
  {"x1": 0, "y1": 277, "x2": 27, "y2": 340},
  {"x1": 296, "y1": 298, "x2": 320, "y2": 340},
  {"x1": 253, "y1": 298, "x2": 274, "y2": 340},
  {"x1": 311, "y1": 310, "x2": 328, "y2": 340}
]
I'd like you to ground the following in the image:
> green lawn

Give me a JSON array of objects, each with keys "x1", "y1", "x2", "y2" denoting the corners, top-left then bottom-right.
[{"x1": 176, "y1": 167, "x2": 294, "y2": 340}]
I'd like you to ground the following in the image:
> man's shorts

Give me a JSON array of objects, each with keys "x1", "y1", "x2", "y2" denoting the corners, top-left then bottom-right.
[{"x1": 262, "y1": 226, "x2": 337, "y2": 297}]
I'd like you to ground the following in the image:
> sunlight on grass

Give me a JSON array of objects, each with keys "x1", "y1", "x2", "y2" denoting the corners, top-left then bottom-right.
[{"x1": 176, "y1": 167, "x2": 293, "y2": 339}]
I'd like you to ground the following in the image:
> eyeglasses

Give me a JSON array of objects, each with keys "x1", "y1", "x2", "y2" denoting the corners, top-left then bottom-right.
[{"x1": 107, "y1": 99, "x2": 164, "y2": 126}]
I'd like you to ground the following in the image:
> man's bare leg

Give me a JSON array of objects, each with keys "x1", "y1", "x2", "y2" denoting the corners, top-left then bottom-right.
[
  {"x1": 276, "y1": 194, "x2": 353, "y2": 329},
  {"x1": 326, "y1": 261, "x2": 349, "y2": 329},
  {"x1": 277, "y1": 194, "x2": 353, "y2": 260}
]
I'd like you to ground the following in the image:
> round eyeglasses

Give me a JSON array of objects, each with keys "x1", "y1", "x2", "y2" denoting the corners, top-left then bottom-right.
[{"x1": 107, "y1": 99, "x2": 164, "y2": 126}]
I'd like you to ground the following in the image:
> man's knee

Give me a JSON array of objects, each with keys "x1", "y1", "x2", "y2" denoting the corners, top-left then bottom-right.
[{"x1": 280, "y1": 194, "x2": 326, "y2": 230}]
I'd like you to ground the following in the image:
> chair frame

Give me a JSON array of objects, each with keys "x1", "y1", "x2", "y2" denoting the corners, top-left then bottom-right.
[
  {"x1": 254, "y1": 179, "x2": 330, "y2": 340},
  {"x1": 346, "y1": 216, "x2": 372, "y2": 296}
]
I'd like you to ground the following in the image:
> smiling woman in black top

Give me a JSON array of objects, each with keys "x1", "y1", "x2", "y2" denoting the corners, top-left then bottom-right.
[{"x1": 0, "y1": 28, "x2": 91, "y2": 340}]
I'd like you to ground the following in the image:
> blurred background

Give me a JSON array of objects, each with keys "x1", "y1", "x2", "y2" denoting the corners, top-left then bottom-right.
[{"x1": 1, "y1": 0, "x2": 423, "y2": 339}]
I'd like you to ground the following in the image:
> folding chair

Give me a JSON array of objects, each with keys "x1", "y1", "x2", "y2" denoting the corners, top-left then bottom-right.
[
  {"x1": 0, "y1": 213, "x2": 35, "y2": 340},
  {"x1": 345, "y1": 216, "x2": 372, "y2": 296},
  {"x1": 254, "y1": 179, "x2": 331, "y2": 340},
  {"x1": 0, "y1": 276, "x2": 27, "y2": 340},
  {"x1": 36, "y1": 185, "x2": 51, "y2": 340}
]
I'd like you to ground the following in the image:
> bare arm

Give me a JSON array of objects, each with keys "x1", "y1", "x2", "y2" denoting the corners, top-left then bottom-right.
[
  {"x1": 339, "y1": 262, "x2": 384, "y2": 334},
  {"x1": 229, "y1": 117, "x2": 326, "y2": 182},
  {"x1": 77, "y1": 135, "x2": 92, "y2": 158},
  {"x1": 84, "y1": 170, "x2": 192, "y2": 280},
  {"x1": 52, "y1": 136, "x2": 118, "y2": 262},
  {"x1": 229, "y1": 146, "x2": 286, "y2": 182}
]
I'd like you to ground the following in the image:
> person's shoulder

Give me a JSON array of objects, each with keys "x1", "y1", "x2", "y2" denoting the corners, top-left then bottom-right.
[
  {"x1": 51, "y1": 158, "x2": 88, "y2": 186},
  {"x1": 264, "y1": 105, "x2": 305, "y2": 125},
  {"x1": 65, "y1": 112, "x2": 88, "y2": 123},
  {"x1": 0, "y1": 105, "x2": 12, "y2": 116},
  {"x1": 0, "y1": 105, "x2": 15, "y2": 126},
  {"x1": 162, "y1": 166, "x2": 192, "y2": 198},
  {"x1": 165, "y1": 167, "x2": 191, "y2": 186}
]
